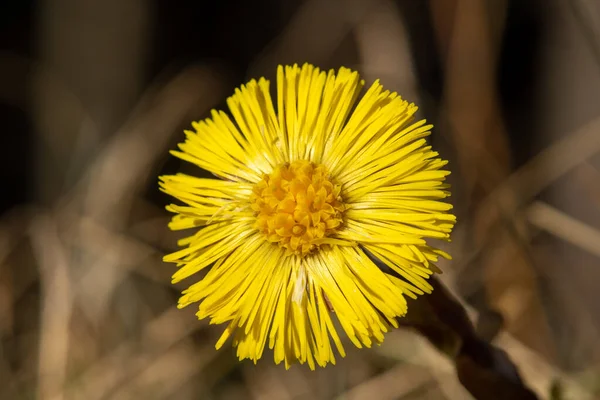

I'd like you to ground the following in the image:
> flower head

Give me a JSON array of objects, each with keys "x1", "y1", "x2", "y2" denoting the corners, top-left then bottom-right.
[{"x1": 160, "y1": 63, "x2": 455, "y2": 369}]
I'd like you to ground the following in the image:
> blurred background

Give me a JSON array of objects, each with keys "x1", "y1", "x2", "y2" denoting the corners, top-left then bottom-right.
[{"x1": 1, "y1": 0, "x2": 600, "y2": 399}]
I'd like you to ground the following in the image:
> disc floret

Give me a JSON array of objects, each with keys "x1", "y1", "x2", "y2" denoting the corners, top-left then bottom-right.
[{"x1": 251, "y1": 160, "x2": 345, "y2": 256}]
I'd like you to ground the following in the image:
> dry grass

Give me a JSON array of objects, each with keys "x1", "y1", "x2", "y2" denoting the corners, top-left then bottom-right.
[{"x1": 1, "y1": 0, "x2": 600, "y2": 399}]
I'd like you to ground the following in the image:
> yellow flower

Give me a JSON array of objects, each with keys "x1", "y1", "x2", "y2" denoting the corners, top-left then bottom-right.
[{"x1": 160, "y1": 63, "x2": 455, "y2": 369}]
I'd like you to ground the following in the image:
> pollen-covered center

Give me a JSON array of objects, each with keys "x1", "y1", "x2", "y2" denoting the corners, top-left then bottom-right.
[{"x1": 251, "y1": 160, "x2": 345, "y2": 256}]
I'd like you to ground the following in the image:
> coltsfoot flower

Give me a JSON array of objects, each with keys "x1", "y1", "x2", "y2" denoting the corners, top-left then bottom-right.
[{"x1": 160, "y1": 63, "x2": 455, "y2": 369}]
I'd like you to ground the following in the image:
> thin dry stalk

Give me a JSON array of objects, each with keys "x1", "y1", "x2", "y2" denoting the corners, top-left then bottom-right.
[
  {"x1": 67, "y1": 65, "x2": 228, "y2": 323},
  {"x1": 496, "y1": 332, "x2": 595, "y2": 400},
  {"x1": 527, "y1": 201, "x2": 600, "y2": 259},
  {"x1": 336, "y1": 362, "x2": 434, "y2": 400},
  {"x1": 487, "y1": 115, "x2": 600, "y2": 216},
  {"x1": 30, "y1": 215, "x2": 73, "y2": 400},
  {"x1": 59, "y1": 307, "x2": 208, "y2": 400},
  {"x1": 376, "y1": 330, "x2": 473, "y2": 399}
]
